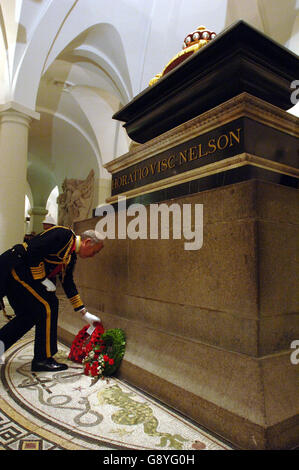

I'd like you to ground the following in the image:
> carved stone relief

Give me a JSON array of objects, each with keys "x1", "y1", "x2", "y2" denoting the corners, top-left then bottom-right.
[{"x1": 57, "y1": 169, "x2": 95, "y2": 228}]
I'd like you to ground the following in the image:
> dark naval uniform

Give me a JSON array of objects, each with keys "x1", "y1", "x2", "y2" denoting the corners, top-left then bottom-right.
[{"x1": 0, "y1": 226, "x2": 84, "y2": 360}]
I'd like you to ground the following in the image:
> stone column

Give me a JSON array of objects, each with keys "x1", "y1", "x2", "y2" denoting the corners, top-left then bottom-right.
[
  {"x1": 0, "y1": 103, "x2": 39, "y2": 253},
  {"x1": 29, "y1": 206, "x2": 48, "y2": 235}
]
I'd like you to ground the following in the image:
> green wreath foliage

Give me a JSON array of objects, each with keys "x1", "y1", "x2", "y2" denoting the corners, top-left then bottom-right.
[
  {"x1": 98, "y1": 328, "x2": 126, "y2": 376},
  {"x1": 82, "y1": 327, "x2": 126, "y2": 384}
]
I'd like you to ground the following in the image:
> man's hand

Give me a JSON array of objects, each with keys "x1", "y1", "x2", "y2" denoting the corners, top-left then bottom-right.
[
  {"x1": 41, "y1": 278, "x2": 56, "y2": 292},
  {"x1": 81, "y1": 310, "x2": 101, "y2": 326}
]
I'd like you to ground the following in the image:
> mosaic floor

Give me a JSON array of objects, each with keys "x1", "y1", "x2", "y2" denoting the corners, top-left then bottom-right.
[{"x1": 0, "y1": 307, "x2": 233, "y2": 451}]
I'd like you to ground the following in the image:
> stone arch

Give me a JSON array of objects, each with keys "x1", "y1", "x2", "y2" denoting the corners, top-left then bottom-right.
[
  {"x1": 29, "y1": 107, "x2": 101, "y2": 182},
  {"x1": 12, "y1": 12, "x2": 133, "y2": 113}
]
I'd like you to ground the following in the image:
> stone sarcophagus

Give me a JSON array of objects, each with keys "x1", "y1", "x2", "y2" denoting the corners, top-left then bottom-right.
[{"x1": 58, "y1": 21, "x2": 299, "y2": 450}]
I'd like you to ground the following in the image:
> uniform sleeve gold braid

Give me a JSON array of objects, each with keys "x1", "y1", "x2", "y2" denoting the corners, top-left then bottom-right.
[
  {"x1": 30, "y1": 262, "x2": 46, "y2": 280},
  {"x1": 69, "y1": 294, "x2": 84, "y2": 309}
]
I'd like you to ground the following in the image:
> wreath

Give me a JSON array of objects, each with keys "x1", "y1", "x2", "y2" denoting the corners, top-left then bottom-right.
[
  {"x1": 83, "y1": 328, "x2": 126, "y2": 379},
  {"x1": 68, "y1": 323, "x2": 105, "y2": 364},
  {"x1": 68, "y1": 323, "x2": 126, "y2": 383}
]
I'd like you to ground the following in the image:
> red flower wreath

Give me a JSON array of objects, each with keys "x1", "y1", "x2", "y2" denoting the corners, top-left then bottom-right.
[
  {"x1": 82, "y1": 328, "x2": 126, "y2": 381},
  {"x1": 68, "y1": 323, "x2": 105, "y2": 363},
  {"x1": 68, "y1": 322, "x2": 126, "y2": 383}
]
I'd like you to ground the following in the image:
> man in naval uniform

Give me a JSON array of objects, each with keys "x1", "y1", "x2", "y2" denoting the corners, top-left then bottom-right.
[{"x1": 0, "y1": 226, "x2": 104, "y2": 372}]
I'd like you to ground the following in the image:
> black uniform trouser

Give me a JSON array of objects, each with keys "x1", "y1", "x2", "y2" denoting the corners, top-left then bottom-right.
[{"x1": 0, "y1": 264, "x2": 59, "y2": 360}]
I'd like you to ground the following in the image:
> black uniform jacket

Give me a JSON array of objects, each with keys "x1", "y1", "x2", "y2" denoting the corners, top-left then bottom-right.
[{"x1": 0, "y1": 226, "x2": 84, "y2": 312}]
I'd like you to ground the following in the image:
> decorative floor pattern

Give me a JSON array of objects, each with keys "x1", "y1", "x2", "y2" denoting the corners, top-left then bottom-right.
[{"x1": 0, "y1": 311, "x2": 233, "y2": 451}]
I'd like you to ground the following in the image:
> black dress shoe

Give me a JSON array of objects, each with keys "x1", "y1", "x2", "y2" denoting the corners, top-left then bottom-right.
[{"x1": 31, "y1": 357, "x2": 68, "y2": 372}]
